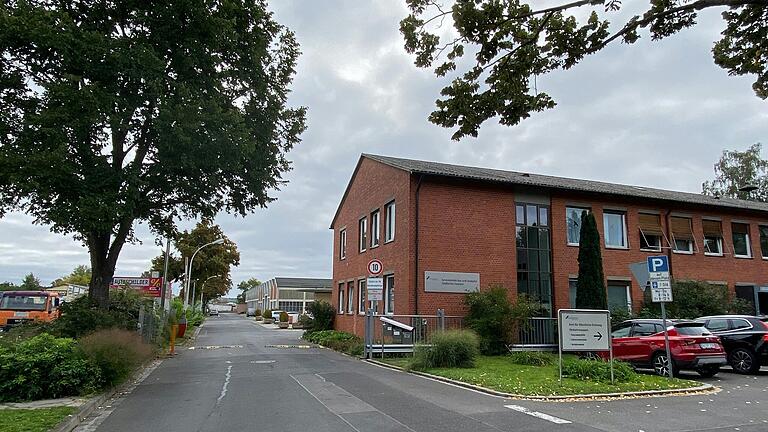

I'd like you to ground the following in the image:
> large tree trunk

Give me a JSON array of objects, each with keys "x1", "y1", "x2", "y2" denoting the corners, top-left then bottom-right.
[{"x1": 87, "y1": 221, "x2": 132, "y2": 309}]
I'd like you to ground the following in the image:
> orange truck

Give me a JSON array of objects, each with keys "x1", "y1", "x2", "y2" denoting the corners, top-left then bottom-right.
[{"x1": 0, "y1": 290, "x2": 61, "y2": 331}]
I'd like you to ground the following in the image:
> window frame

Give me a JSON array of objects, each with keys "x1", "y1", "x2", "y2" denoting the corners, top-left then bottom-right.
[
  {"x1": 357, "y1": 279, "x2": 366, "y2": 315},
  {"x1": 703, "y1": 236, "x2": 724, "y2": 256},
  {"x1": 732, "y1": 222, "x2": 752, "y2": 258},
  {"x1": 603, "y1": 211, "x2": 628, "y2": 249},
  {"x1": 639, "y1": 232, "x2": 662, "y2": 252},
  {"x1": 347, "y1": 281, "x2": 355, "y2": 315},
  {"x1": 384, "y1": 274, "x2": 395, "y2": 315},
  {"x1": 670, "y1": 216, "x2": 694, "y2": 254},
  {"x1": 337, "y1": 283, "x2": 344, "y2": 314},
  {"x1": 370, "y1": 210, "x2": 380, "y2": 248},
  {"x1": 565, "y1": 207, "x2": 589, "y2": 246},
  {"x1": 384, "y1": 201, "x2": 396, "y2": 243},
  {"x1": 358, "y1": 217, "x2": 367, "y2": 253},
  {"x1": 759, "y1": 225, "x2": 768, "y2": 259},
  {"x1": 339, "y1": 229, "x2": 347, "y2": 260}
]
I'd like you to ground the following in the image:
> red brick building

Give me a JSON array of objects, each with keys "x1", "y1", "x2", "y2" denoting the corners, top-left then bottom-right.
[{"x1": 330, "y1": 154, "x2": 768, "y2": 336}]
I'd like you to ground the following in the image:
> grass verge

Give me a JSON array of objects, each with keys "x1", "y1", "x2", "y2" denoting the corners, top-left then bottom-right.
[
  {"x1": 0, "y1": 407, "x2": 76, "y2": 432},
  {"x1": 381, "y1": 355, "x2": 700, "y2": 396}
]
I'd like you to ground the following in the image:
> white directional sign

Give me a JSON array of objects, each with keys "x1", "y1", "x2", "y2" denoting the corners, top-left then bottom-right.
[
  {"x1": 558, "y1": 309, "x2": 610, "y2": 352},
  {"x1": 366, "y1": 277, "x2": 383, "y2": 301}
]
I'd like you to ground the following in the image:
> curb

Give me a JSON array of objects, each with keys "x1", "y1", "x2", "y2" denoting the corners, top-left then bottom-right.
[
  {"x1": 365, "y1": 359, "x2": 717, "y2": 401},
  {"x1": 51, "y1": 359, "x2": 163, "y2": 432}
]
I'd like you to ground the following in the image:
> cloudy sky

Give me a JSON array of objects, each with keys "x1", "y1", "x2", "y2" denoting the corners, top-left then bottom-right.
[{"x1": 1, "y1": 2, "x2": 766, "y2": 296}]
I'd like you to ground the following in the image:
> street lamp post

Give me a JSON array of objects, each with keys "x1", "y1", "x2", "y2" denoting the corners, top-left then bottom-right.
[
  {"x1": 200, "y1": 274, "x2": 221, "y2": 311},
  {"x1": 184, "y1": 238, "x2": 224, "y2": 310}
]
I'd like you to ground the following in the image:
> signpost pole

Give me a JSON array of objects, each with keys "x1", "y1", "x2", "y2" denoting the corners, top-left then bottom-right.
[
  {"x1": 608, "y1": 312, "x2": 614, "y2": 384},
  {"x1": 661, "y1": 301, "x2": 673, "y2": 378}
]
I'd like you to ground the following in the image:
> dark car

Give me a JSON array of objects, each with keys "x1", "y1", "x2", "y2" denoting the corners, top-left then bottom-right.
[
  {"x1": 696, "y1": 315, "x2": 768, "y2": 374},
  {"x1": 605, "y1": 319, "x2": 727, "y2": 377}
]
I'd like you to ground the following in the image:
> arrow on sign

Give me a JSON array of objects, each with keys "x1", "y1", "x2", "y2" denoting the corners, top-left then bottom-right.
[{"x1": 593, "y1": 332, "x2": 603, "y2": 341}]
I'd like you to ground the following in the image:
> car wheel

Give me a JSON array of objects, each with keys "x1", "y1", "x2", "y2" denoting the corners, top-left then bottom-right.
[
  {"x1": 729, "y1": 348, "x2": 759, "y2": 374},
  {"x1": 696, "y1": 366, "x2": 719, "y2": 378},
  {"x1": 653, "y1": 352, "x2": 677, "y2": 377}
]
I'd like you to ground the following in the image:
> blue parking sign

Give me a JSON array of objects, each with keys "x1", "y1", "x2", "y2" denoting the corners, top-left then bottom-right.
[{"x1": 647, "y1": 256, "x2": 669, "y2": 273}]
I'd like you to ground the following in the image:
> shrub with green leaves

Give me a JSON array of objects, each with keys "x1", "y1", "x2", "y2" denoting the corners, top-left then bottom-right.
[
  {"x1": 508, "y1": 351, "x2": 555, "y2": 367},
  {"x1": 0, "y1": 334, "x2": 101, "y2": 402},
  {"x1": 254, "y1": 309, "x2": 262, "y2": 317},
  {"x1": 562, "y1": 358, "x2": 637, "y2": 383},
  {"x1": 279, "y1": 311, "x2": 289, "y2": 323},
  {"x1": 302, "y1": 330, "x2": 361, "y2": 355},
  {"x1": 49, "y1": 289, "x2": 143, "y2": 339},
  {"x1": 262, "y1": 309, "x2": 272, "y2": 321},
  {"x1": 407, "y1": 330, "x2": 479, "y2": 371},
  {"x1": 641, "y1": 281, "x2": 730, "y2": 319},
  {"x1": 79, "y1": 329, "x2": 154, "y2": 387},
  {"x1": 305, "y1": 301, "x2": 334, "y2": 332}
]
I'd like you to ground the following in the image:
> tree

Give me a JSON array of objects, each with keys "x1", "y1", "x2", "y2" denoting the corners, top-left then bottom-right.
[
  {"x1": 575, "y1": 212, "x2": 607, "y2": 310},
  {"x1": 20, "y1": 273, "x2": 42, "y2": 290},
  {"x1": 236, "y1": 278, "x2": 261, "y2": 304},
  {"x1": 401, "y1": 1, "x2": 767, "y2": 140},
  {"x1": 53, "y1": 265, "x2": 92, "y2": 286},
  {"x1": 0, "y1": 2, "x2": 306, "y2": 308},
  {"x1": 150, "y1": 220, "x2": 239, "y2": 304},
  {"x1": 0, "y1": 281, "x2": 18, "y2": 291},
  {"x1": 702, "y1": 143, "x2": 768, "y2": 201}
]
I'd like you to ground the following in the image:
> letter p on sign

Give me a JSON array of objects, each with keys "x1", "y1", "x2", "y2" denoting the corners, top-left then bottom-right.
[{"x1": 647, "y1": 256, "x2": 669, "y2": 273}]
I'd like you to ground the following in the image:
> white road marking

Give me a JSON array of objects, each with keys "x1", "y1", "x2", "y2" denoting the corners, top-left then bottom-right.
[
  {"x1": 504, "y1": 404, "x2": 572, "y2": 424},
  {"x1": 217, "y1": 365, "x2": 232, "y2": 405}
]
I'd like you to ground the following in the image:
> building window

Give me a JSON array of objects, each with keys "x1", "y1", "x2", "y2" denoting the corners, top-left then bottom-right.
[
  {"x1": 670, "y1": 216, "x2": 694, "y2": 253},
  {"x1": 516, "y1": 202, "x2": 552, "y2": 315},
  {"x1": 607, "y1": 281, "x2": 631, "y2": 313},
  {"x1": 732, "y1": 223, "x2": 752, "y2": 257},
  {"x1": 384, "y1": 275, "x2": 395, "y2": 314},
  {"x1": 339, "y1": 229, "x2": 347, "y2": 260},
  {"x1": 385, "y1": 201, "x2": 395, "y2": 242},
  {"x1": 337, "y1": 283, "x2": 344, "y2": 313},
  {"x1": 370, "y1": 210, "x2": 380, "y2": 247},
  {"x1": 566, "y1": 207, "x2": 589, "y2": 245},
  {"x1": 358, "y1": 280, "x2": 366, "y2": 314},
  {"x1": 638, "y1": 213, "x2": 662, "y2": 251},
  {"x1": 347, "y1": 281, "x2": 354, "y2": 314},
  {"x1": 603, "y1": 211, "x2": 627, "y2": 248},
  {"x1": 760, "y1": 226, "x2": 768, "y2": 259},
  {"x1": 359, "y1": 217, "x2": 367, "y2": 253},
  {"x1": 703, "y1": 219, "x2": 723, "y2": 256},
  {"x1": 569, "y1": 278, "x2": 578, "y2": 308}
]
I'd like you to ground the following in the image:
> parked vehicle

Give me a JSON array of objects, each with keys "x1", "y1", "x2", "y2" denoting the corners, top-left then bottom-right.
[
  {"x1": 208, "y1": 308, "x2": 219, "y2": 316},
  {"x1": 0, "y1": 291, "x2": 61, "y2": 331},
  {"x1": 270, "y1": 310, "x2": 285, "y2": 321},
  {"x1": 606, "y1": 319, "x2": 726, "y2": 377},
  {"x1": 696, "y1": 315, "x2": 768, "y2": 374}
]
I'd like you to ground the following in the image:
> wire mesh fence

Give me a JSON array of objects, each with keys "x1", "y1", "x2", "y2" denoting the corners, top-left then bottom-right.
[{"x1": 363, "y1": 309, "x2": 464, "y2": 358}]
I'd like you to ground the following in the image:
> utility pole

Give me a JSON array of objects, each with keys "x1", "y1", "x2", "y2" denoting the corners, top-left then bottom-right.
[{"x1": 160, "y1": 238, "x2": 171, "y2": 311}]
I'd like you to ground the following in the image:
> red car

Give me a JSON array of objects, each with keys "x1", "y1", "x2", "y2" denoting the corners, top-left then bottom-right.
[{"x1": 605, "y1": 319, "x2": 727, "y2": 377}]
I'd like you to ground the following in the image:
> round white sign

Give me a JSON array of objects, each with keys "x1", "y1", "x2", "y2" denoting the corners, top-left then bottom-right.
[{"x1": 367, "y1": 259, "x2": 383, "y2": 276}]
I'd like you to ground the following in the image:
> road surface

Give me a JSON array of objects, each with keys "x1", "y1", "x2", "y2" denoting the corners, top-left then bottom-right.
[{"x1": 76, "y1": 313, "x2": 768, "y2": 432}]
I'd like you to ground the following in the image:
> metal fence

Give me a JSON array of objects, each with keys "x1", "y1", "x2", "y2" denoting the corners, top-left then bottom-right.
[
  {"x1": 137, "y1": 303, "x2": 165, "y2": 344},
  {"x1": 508, "y1": 317, "x2": 558, "y2": 350},
  {"x1": 363, "y1": 309, "x2": 463, "y2": 358}
]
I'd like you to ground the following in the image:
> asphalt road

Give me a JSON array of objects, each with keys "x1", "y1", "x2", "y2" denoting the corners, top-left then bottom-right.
[{"x1": 76, "y1": 314, "x2": 768, "y2": 432}]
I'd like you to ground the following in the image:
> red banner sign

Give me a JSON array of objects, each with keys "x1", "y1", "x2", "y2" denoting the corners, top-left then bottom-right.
[{"x1": 110, "y1": 277, "x2": 163, "y2": 297}]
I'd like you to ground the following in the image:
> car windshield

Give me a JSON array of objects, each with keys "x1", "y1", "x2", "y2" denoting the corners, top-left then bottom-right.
[
  {"x1": 674, "y1": 325, "x2": 712, "y2": 336},
  {"x1": 0, "y1": 295, "x2": 47, "y2": 311}
]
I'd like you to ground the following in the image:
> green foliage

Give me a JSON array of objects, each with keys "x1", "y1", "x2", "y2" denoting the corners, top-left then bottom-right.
[
  {"x1": 50, "y1": 289, "x2": 143, "y2": 339},
  {"x1": 279, "y1": 311, "x2": 289, "y2": 323},
  {"x1": 79, "y1": 329, "x2": 154, "y2": 387},
  {"x1": 729, "y1": 298, "x2": 756, "y2": 315},
  {"x1": 401, "y1": 1, "x2": 766, "y2": 140},
  {"x1": 302, "y1": 330, "x2": 362, "y2": 355},
  {"x1": 262, "y1": 309, "x2": 272, "y2": 321},
  {"x1": 0, "y1": 334, "x2": 101, "y2": 402},
  {"x1": 610, "y1": 306, "x2": 632, "y2": 327},
  {"x1": 297, "y1": 313, "x2": 313, "y2": 327},
  {"x1": 508, "y1": 351, "x2": 555, "y2": 367},
  {"x1": 703, "y1": 143, "x2": 768, "y2": 201},
  {"x1": 53, "y1": 265, "x2": 91, "y2": 287},
  {"x1": 464, "y1": 286, "x2": 511, "y2": 355},
  {"x1": 236, "y1": 278, "x2": 261, "y2": 304},
  {"x1": 0, "y1": 1, "x2": 306, "y2": 307},
  {"x1": 576, "y1": 212, "x2": 607, "y2": 310},
  {"x1": 562, "y1": 358, "x2": 637, "y2": 383},
  {"x1": 642, "y1": 281, "x2": 730, "y2": 319},
  {"x1": 408, "y1": 330, "x2": 479, "y2": 371},
  {"x1": 0, "y1": 281, "x2": 18, "y2": 291},
  {"x1": 0, "y1": 407, "x2": 77, "y2": 432},
  {"x1": 19, "y1": 273, "x2": 41, "y2": 290},
  {"x1": 306, "y1": 301, "x2": 335, "y2": 332},
  {"x1": 254, "y1": 309, "x2": 262, "y2": 317}
]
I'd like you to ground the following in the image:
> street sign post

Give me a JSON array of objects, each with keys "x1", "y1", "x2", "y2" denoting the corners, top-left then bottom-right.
[
  {"x1": 647, "y1": 256, "x2": 674, "y2": 378},
  {"x1": 558, "y1": 309, "x2": 613, "y2": 383}
]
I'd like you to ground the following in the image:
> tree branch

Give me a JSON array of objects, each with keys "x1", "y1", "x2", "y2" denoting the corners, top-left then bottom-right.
[{"x1": 481, "y1": 12, "x2": 555, "y2": 72}]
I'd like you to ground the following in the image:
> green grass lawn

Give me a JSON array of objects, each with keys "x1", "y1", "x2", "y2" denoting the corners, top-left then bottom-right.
[
  {"x1": 0, "y1": 407, "x2": 76, "y2": 432},
  {"x1": 381, "y1": 355, "x2": 700, "y2": 397}
]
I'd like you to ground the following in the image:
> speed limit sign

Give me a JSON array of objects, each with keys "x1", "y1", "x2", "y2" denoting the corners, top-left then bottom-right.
[{"x1": 367, "y1": 259, "x2": 383, "y2": 276}]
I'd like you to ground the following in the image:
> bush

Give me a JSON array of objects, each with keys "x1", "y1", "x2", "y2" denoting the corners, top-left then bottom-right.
[
  {"x1": 407, "y1": 330, "x2": 479, "y2": 371},
  {"x1": 464, "y1": 286, "x2": 511, "y2": 355},
  {"x1": 729, "y1": 298, "x2": 755, "y2": 315},
  {"x1": 0, "y1": 334, "x2": 101, "y2": 402},
  {"x1": 279, "y1": 311, "x2": 289, "y2": 323},
  {"x1": 508, "y1": 351, "x2": 555, "y2": 366},
  {"x1": 50, "y1": 290, "x2": 144, "y2": 339},
  {"x1": 562, "y1": 358, "x2": 637, "y2": 383},
  {"x1": 254, "y1": 309, "x2": 262, "y2": 317},
  {"x1": 642, "y1": 281, "x2": 729, "y2": 319},
  {"x1": 610, "y1": 306, "x2": 632, "y2": 327},
  {"x1": 305, "y1": 301, "x2": 334, "y2": 332},
  {"x1": 297, "y1": 314, "x2": 313, "y2": 328},
  {"x1": 79, "y1": 329, "x2": 154, "y2": 387},
  {"x1": 302, "y1": 330, "x2": 361, "y2": 355},
  {"x1": 262, "y1": 309, "x2": 272, "y2": 320}
]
